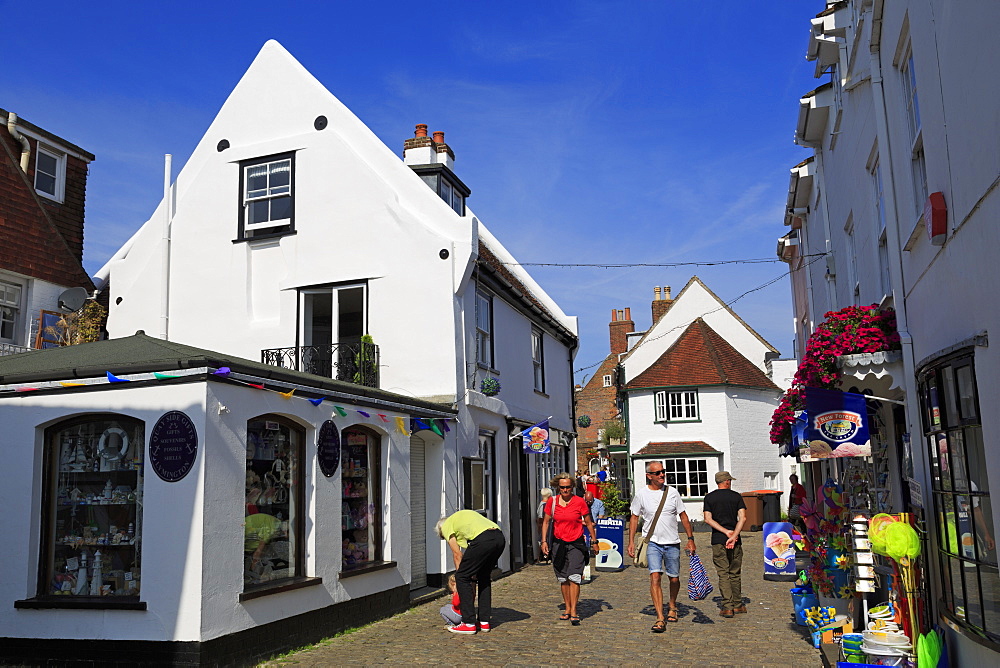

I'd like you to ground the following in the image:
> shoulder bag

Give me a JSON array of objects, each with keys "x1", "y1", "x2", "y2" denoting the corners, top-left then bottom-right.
[{"x1": 634, "y1": 486, "x2": 669, "y2": 568}]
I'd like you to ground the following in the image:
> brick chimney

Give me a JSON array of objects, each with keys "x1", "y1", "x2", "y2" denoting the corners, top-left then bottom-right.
[
  {"x1": 404, "y1": 123, "x2": 455, "y2": 169},
  {"x1": 609, "y1": 308, "x2": 635, "y2": 355},
  {"x1": 651, "y1": 286, "x2": 673, "y2": 323}
]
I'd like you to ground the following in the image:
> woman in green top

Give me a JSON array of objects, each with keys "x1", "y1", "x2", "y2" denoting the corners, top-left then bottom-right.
[{"x1": 435, "y1": 510, "x2": 506, "y2": 634}]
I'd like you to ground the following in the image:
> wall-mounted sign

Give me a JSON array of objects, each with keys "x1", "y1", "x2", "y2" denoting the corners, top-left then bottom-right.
[
  {"x1": 149, "y1": 411, "x2": 198, "y2": 482},
  {"x1": 317, "y1": 420, "x2": 341, "y2": 478}
]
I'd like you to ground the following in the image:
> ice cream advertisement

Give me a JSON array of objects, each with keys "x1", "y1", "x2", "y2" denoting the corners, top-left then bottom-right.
[
  {"x1": 797, "y1": 388, "x2": 871, "y2": 461},
  {"x1": 763, "y1": 522, "x2": 798, "y2": 581}
]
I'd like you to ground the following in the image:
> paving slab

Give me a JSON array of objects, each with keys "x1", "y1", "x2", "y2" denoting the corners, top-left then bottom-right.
[{"x1": 263, "y1": 532, "x2": 822, "y2": 667}]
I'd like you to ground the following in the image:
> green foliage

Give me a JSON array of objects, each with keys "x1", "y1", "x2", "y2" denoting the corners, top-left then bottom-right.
[
  {"x1": 353, "y1": 335, "x2": 378, "y2": 385},
  {"x1": 598, "y1": 418, "x2": 626, "y2": 445},
  {"x1": 44, "y1": 301, "x2": 107, "y2": 346},
  {"x1": 598, "y1": 482, "x2": 631, "y2": 518}
]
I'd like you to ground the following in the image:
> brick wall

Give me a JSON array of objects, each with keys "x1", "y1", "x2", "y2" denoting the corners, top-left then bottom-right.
[{"x1": 573, "y1": 354, "x2": 620, "y2": 471}]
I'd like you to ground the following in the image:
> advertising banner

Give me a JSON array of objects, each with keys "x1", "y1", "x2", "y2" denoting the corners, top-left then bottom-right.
[
  {"x1": 799, "y1": 387, "x2": 871, "y2": 461},
  {"x1": 594, "y1": 518, "x2": 625, "y2": 571},
  {"x1": 762, "y1": 521, "x2": 798, "y2": 581}
]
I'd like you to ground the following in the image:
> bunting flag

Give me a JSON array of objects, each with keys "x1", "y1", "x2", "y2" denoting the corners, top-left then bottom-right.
[
  {"x1": 413, "y1": 417, "x2": 430, "y2": 431},
  {"x1": 60, "y1": 381, "x2": 86, "y2": 387},
  {"x1": 521, "y1": 419, "x2": 551, "y2": 454},
  {"x1": 429, "y1": 419, "x2": 443, "y2": 436},
  {"x1": 334, "y1": 406, "x2": 348, "y2": 417},
  {"x1": 153, "y1": 373, "x2": 179, "y2": 380},
  {"x1": 212, "y1": 367, "x2": 231, "y2": 376},
  {"x1": 280, "y1": 388, "x2": 295, "y2": 399},
  {"x1": 441, "y1": 419, "x2": 451, "y2": 433},
  {"x1": 106, "y1": 372, "x2": 130, "y2": 383},
  {"x1": 395, "y1": 416, "x2": 410, "y2": 435},
  {"x1": 248, "y1": 383, "x2": 265, "y2": 390},
  {"x1": 377, "y1": 414, "x2": 389, "y2": 422},
  {"x1": 15, "y1": 387, "x2": 39, "y2": 392},
  {"x1": 357, "y1": 410, "x2": 371, "y2": 418},
  {"x1": 308, "y1": 397, "x2": 325, "y2": 406}
]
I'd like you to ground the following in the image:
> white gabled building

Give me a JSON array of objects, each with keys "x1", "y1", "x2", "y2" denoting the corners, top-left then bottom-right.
[
  {"x1": 778, "y1": 1, "x2": 1000, "y2": 662},
  {"x1": 618, "y1": 279, "x2": 794, "y2": 522}
]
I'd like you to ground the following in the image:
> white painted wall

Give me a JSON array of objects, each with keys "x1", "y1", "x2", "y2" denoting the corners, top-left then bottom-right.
[{"x1": 0, "y1": 270, "x2": 66, "y2": 349}]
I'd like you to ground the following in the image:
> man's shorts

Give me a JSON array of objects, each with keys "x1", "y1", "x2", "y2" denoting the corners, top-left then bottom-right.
[{"x1": 647, "y1": 541, "x2": 680, "y2": 577}]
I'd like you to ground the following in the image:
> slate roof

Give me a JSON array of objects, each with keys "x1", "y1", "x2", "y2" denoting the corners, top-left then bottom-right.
[
  {"x1": 635, "y1": 441, "x2": 720, "y2": 456},
  {"x1": 0, "y1": 333, "x2": 455, "y2": 414},
  {"x1": 626, "y1": 318, "x2": 779, "y2": 391}
]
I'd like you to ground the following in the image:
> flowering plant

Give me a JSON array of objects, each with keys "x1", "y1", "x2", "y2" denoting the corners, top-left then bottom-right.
[
  {"x1": 585, "y1": 449, "x2": 600, "y2": 460},
  {"x1": 480, "y1": 377, "x2": 501, "y2": 396},
  {"x1": 577, "y1": 415, "x2": 592, "y2": 428},
  {"x1": 769, "y1": 305, "x2": 899, "y2": 446}
]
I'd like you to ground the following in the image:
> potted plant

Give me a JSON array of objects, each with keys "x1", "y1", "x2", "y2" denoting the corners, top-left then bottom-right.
[
  {"x1": 598, "y1": 418, "x2": 626, "y2": 446},
  {"x1": 597, "y1": 482, "x2": 631, "y2": 519}
]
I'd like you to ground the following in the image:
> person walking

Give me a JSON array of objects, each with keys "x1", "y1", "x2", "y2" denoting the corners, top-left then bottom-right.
[
  {"x1": 788, "y1": 473, "x2": 807, "y2": 533},
  {"x1": 626, "y1": 461, "x2": 696, "y2": 632},
  {"x1": 536, "y1": 488, "x2": 553, "y2": 563},
  {"x1": 702, "y1": 471, "x2": 747, "y2": 618},
  {"x1": 435, "y1": 509, "x2": 506, "y2": 634},
  {"x1": 540, "y1": 473, "x2": 599, "y2": 625}
]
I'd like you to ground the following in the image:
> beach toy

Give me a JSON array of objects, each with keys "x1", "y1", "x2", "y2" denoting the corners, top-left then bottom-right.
[
  {"x1": 917, "y1": 630, "x2": 942, "y2": 668},
  {"x1": 868, "y1": 513, "x2": 898, "y2": 556},
  {"x1": 883, "y1": 522, "x2": 921, "y2": 562}
]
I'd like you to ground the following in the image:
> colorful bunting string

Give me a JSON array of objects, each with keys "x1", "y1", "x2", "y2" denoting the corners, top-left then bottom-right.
[
  {"x1": 60, "y1": 382, "x2": 86, "y2": 387},
  {"x1": 280, "y1": 388, "x2": 295, "y2": 399},
  {"x1": 357, "y1": 410, "x2": 370, "y2": 417},
  {"x1": 377, "y1": 414, "x2": 389, "y2": 422},
  {"x1": 106, "y1": 372, "x2": 129, "y2": 383},
  {"x1": 308, "y1": 397, "x2": 325, "y2": 406},
  {"x1": 153, "y1": 373, "x2": 179, "y2": 380},
  {"x1": 334, "y1": 406, "x2": 348, "y2": 417},
  {"x1": 212, "y1": 367, "x2": 231, "y2": 376},
  {"x1": 395, "y1": 416, "x2": 410, "y2": 436}
]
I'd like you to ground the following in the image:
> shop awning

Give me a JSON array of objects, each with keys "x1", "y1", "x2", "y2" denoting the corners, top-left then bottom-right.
[{"x1": 836, "y1": 350, "x2": 904, "y2": 395}]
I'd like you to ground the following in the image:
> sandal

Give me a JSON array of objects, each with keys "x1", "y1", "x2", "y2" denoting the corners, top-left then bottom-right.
[
  {"x1": 570, "y1": 616, "x2": 581, "y2": 625},
  {"x1": 651, "y1": 619, "x2": 666, "y2": 633},
  {"x1": 666, "y1": 609, "x2": 679, "y2": 622},
  {"x1": 559, "y1": 613, "x2": 571, "y2": 621}
]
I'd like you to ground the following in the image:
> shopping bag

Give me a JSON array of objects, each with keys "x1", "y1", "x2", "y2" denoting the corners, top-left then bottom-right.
[{"x1": 687, "y1": 551, "x2": 713, "y2": 600}]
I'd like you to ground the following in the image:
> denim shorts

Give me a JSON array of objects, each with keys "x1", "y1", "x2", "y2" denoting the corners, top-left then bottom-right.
[{"x1": 647, "y1": 541, "x2": 681, "y2": 577}]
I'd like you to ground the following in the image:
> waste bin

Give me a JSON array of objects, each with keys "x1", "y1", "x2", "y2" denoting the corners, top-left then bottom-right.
[
  {"x1": 760, "y1": 491, "x2": 783, "y2": 524},
  {"x1": 741, "y1": 492, "x2": 764, "y2": 531}
]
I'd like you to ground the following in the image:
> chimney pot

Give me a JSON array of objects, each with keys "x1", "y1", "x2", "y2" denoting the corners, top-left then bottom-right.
[
  {"x1": 414, "y1": 124, "x2": 428, "y2": 138},
  {"x1": 624, "y1": 307, "x2": 631, "y2": 320},
  {"x1": 654, "y1": 286, "x2": 661, "y2": 301},
  {"x1": 432, "y1": 131, "x2": 445, "y2": 143},
  {"x1": 665, "y1": 286, "x2": 671, "y2": 300}
]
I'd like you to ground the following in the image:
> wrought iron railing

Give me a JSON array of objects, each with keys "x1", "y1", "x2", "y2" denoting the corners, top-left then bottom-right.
[
  {"x1": 261, "y1": 342, "x2": 380, "y2": 388},
  {"x1": 0, "y1": 342, "x2": 31, "y2": 356}
]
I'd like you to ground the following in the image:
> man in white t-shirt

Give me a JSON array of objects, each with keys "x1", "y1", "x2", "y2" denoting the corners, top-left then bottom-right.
[{"x1": 627, "y1": 460, "x2": 696, "y2": 631}]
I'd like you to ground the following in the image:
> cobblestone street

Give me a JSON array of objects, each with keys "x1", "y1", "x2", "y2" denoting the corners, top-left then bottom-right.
[{"x1": 264, "y1": 533, "x2": 822, "y2": 667}]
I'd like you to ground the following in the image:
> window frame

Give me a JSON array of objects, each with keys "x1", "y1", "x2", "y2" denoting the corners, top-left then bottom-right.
[
  {"x1": 244, "y1": 415, "x2": 306, "y2": 591},
  {"x1": 475, "y1": 289, "x2": 494, "y2": 369},
  {"x1": 34, "y1": 144, "x2": 66, "y2": 202},
  {"x1": 238, "y1": 152, "x2": 295, "y2": 240},
  {"x1": 662, "y1": 457, "x2": 711, "y2": 498},
  {"x1": 0, "y1": 279, "x2": 23, "y2": 344},
  {"x1": 919, "y1": 350, "x2": 1000, "y2": 643},
  {"x1": 532, "y1": 327, "x2": 545, "y2": 393},
  {"x1": 654, "y1": 389, "x2": 700, "y2": 422}
]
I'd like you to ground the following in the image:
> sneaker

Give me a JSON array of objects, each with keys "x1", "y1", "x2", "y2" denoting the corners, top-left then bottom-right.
[
  {"x1": 448, "y1": 623, "x2": 478, "y2": 634},
  {"x1": 733, "y1": 605, "x2": 747, "y2": 614},
  {"x1": 478, "y1": 621, "x2": 491, "y2": 632}
]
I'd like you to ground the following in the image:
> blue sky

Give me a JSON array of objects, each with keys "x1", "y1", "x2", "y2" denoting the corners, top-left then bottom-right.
[{"x1": 2, "y1": 0, "x2": 818, "y2": 378}]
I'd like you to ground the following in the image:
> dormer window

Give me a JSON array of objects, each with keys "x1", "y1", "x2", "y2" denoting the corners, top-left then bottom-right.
[
  {"x1": 239, "y1": 153, "x2": 295, "y2": 239},
  {"x1": 411, "y1": 164, "x2": 470, "y2": 216},
  {"x1": 35, "y1": 145, "x2": 66, "y2": 202}
]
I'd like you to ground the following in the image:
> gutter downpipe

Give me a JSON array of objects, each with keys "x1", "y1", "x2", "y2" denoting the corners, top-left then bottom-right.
[
  {"x1": 6, "y1": 113, "x2": 31, "y2": 172},
  {"x1": 160, "y1": 155, "x2": 173, "y2": 341},
  {"x1": 869, "y1": 3, "x2": 925, "y2": 530}
]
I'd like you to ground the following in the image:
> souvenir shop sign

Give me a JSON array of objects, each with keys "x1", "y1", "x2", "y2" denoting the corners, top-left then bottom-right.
[
  {"x1": 149, "y1": 411, "x2": 198, "y2": 482},
  {"x1": 317, "y1": 420, "x2": 341, "y2": 478},
  {"x1": 799, "y1": 388, "x2": 871, "y2": 461},
  {"x1": 762, "y1": 521, "x2": 797, "y2": 581}
]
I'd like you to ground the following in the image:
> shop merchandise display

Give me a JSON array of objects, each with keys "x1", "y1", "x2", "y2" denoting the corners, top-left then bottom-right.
[
  {"x1": 245, "y1": 420, "x2": 295, "y2": 586},
  {"x1": 50, "y1": 419, "x2": 144, "y2": 597},
  {"x1": 341, "y1": 430, "x2": 374, "y2": 568}
]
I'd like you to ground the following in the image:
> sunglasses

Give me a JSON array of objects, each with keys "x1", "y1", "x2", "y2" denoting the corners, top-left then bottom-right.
[
  {"x1": 648, "y1": 470, "x2": 666, "y2": 476},
  {"x1": 557, "y1": 485, "x2": 574, "y2": 489}
]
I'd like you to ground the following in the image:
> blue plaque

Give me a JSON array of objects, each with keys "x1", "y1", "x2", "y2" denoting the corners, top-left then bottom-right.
[
  {"x1": 149, "y1": 411, "x2": 198, "y2": 482},
  {"x1": 317, "y1": 420, "x2": 341, "y2": 477},
  {"x1": 594, "y1": 518, "x2": 626, "y2": 571}
]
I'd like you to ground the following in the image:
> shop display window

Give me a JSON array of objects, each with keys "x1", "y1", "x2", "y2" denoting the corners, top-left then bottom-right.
[
  {"x1": 341, "y1": 427, "x2": 382, "y2": 569},
  {"x1": 42, "y1": 415, "x2": 144, "y2": 599},
  {"x1": 245, "y1": 417, "x2": 303, "y2": 589},
  {"x1": 920, "y1": 351, "x2": 1000, "y2": 642}
]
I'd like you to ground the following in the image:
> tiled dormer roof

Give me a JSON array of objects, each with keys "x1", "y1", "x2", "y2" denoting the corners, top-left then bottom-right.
[
  {"x1": 626, "y1": 318, "x2": 778, "y2": 391},
  {"x1": 635, "y1": 441, "x2": 720, "y2": 456}
]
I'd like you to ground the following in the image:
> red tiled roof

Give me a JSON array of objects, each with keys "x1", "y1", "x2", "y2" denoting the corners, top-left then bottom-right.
[
  {"x1": 635, "y1": 441, "x2": 720, "y2": 456},
  {"x1": 626, "y1": 318, "x2": 778, "y2": 391}
]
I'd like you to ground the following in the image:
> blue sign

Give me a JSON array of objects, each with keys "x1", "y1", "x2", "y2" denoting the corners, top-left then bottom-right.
[
  {"x1": 317, "y1": 420, "x2": 341, "y2": 477},
  {"x1": 149, "y1": 411, "x2": 198, "y2": 482},
  {"x1": 799, "y1": 387, "x2": 871, "y2": 460},
  {"x1": 594, "y1": 518, "x2": 626, "y2": 571},
  {"x1": 763, "y1": 521, "x2": 798, "y2": 581}
]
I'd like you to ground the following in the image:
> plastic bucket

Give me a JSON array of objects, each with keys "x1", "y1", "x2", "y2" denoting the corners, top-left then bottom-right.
[{"x1": 791, "y1": 588, "x2": 820, "y2": 626}]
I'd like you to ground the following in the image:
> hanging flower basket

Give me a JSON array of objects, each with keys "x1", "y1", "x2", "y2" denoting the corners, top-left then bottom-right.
[
  {"x1": 480, "y1": 377, "x2": 501, "y2": 397},
  {"x1": 585, "y1": 449, "x2": 600, "y2": 460},
  {"x1": 577, "y1": 415, "x2": 592, "y2": 428}
]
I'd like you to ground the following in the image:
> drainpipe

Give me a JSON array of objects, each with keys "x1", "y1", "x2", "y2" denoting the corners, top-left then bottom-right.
[
  {"x1": 6, "y1": 113, "x2": 31, "y2": 173},
  {"x1": 868, "y1": 5, "x2": 924, "y2": 516},
  {"x1": 160, "y1": 154, "x2": 173, "y2": 340}
]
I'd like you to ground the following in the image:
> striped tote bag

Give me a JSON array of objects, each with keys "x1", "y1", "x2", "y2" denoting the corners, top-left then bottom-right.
[{"x1": 687, "y1": 551, "x2": 713, "y2": 600}]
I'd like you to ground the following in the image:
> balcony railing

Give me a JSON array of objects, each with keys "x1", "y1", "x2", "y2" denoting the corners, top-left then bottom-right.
[
  {"x1": 261, "y1": 342, "x2": 379, "y2": 388},
  {"x1": 0, "y1": 342, "x2": 32, "y2": 357}
]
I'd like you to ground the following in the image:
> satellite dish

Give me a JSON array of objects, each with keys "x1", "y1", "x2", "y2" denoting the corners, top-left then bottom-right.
[{"x1": 58, "y1": 287, "x2": 89, "y2": 312}]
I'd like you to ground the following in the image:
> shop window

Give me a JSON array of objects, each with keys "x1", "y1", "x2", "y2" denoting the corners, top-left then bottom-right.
[
  {"x1": 341, "y1": 427, "x2": 383, "y2": 569},
  {"x1": 662, "y1": 458, "x2": 710, "y2": 498},
  {"x1": 41, "y1": 415, "x2": 145, "y2": 600},
  {"x1": 245, "y1": 416, "x2": 303, "y2": 589},
  {"x1": 920, "y1": 351, "x2": 1000, "y2": 642}
]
